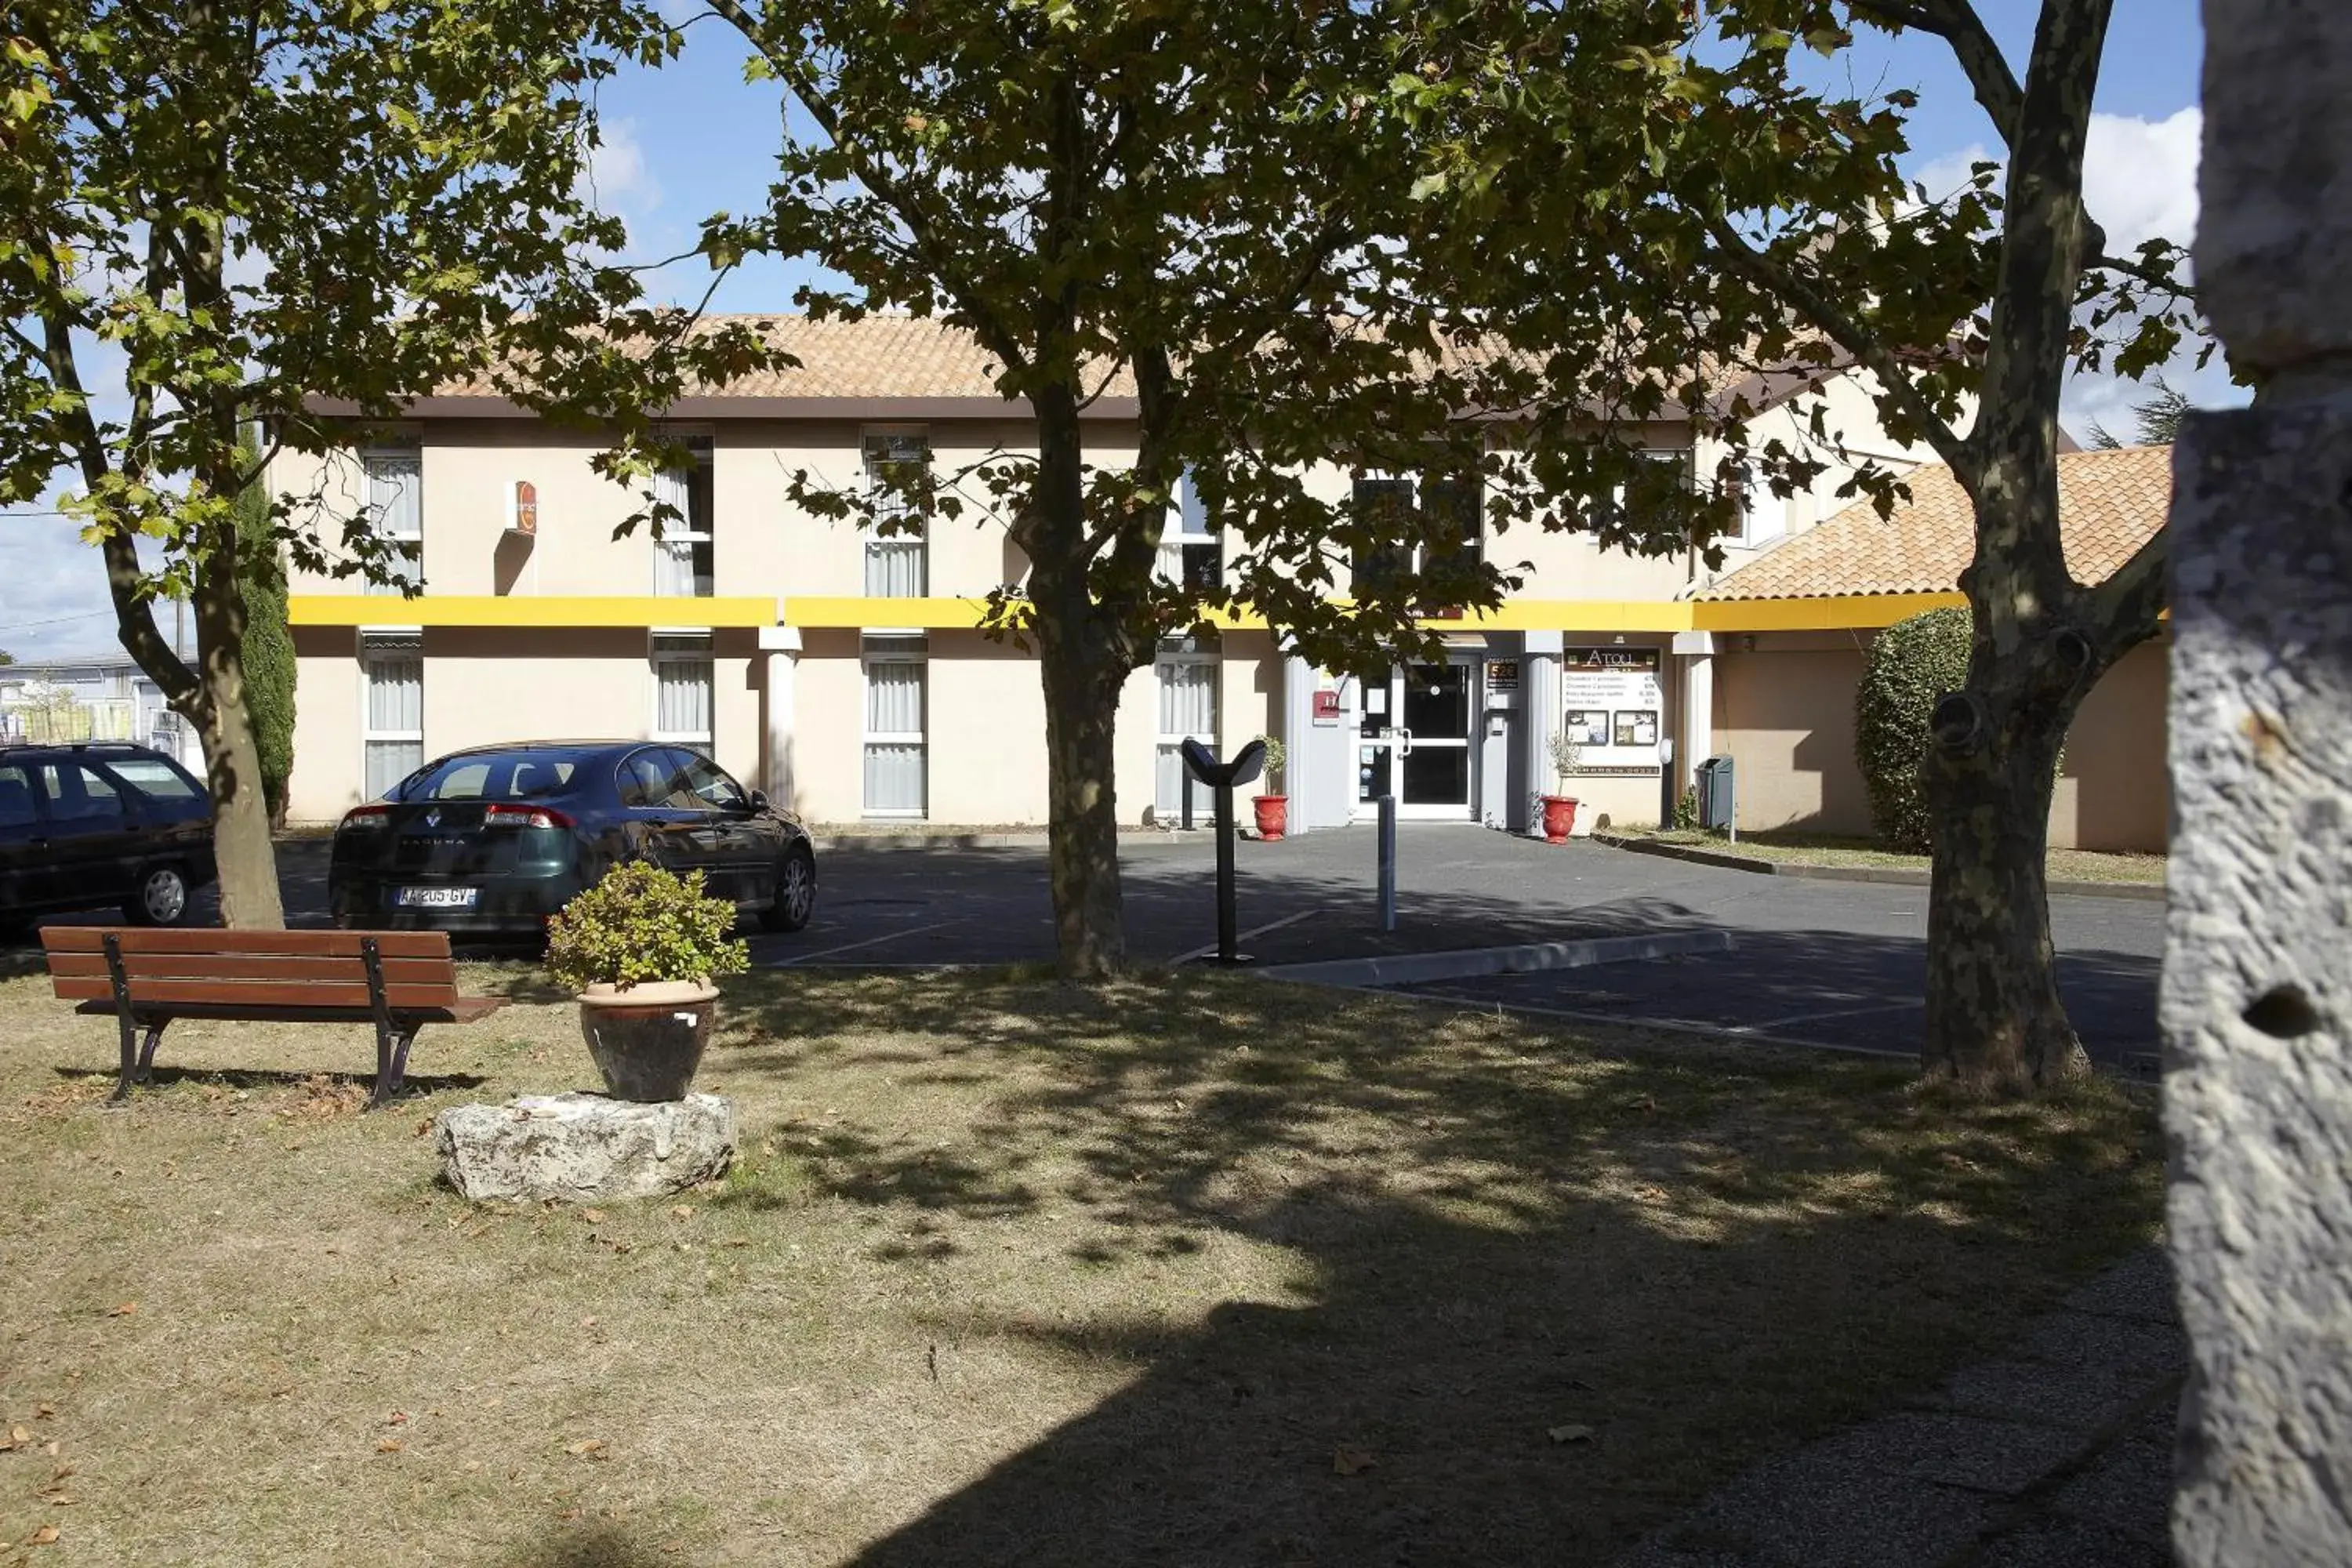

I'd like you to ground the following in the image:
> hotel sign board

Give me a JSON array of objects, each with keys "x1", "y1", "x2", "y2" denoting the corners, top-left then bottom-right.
[{"x1": 1563, "y1": 647, "x2": 1664, "y2": 768}]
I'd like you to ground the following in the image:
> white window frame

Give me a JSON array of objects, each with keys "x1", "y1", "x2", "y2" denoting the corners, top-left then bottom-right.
[
  {"x1": 652, "y1": 437, "x2": 716, "y2": 597},
  {"x1": 650, "y1": 632, "x2": 716, "y2": 756},
  {"x1": 1153, "y1": 644, "x2": 1220, "y2": 820},
  {"x1": 861, "y1": 430, "x2": 930, "y2": 597},
  {"x1": 1581, "y1": 446, "x2": 1692, "y2": 535},
  {"x1": 1731, "y1": 463, "x2": 1787, "y2": 548},
  {"x1": 1348, "y1": 470, "x2": 1482, "y2": 587},
  {"x1": 1156, "y1": 467, "x2": 1223, "y2": 591},
  {"x1": 361, "y1": 443, "x2": 423, "y2": 596},
  {"x1": 860, "y1": 634, "x2": 928, "y2": 818},
  {"x1": 359, "y1": 630, "x2": 424, "y2": 800}
]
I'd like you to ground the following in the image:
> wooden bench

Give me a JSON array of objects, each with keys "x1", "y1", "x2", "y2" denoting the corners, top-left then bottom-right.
[{"x1": 40, "y1": 927, "x2": 508, "y2": 1109}]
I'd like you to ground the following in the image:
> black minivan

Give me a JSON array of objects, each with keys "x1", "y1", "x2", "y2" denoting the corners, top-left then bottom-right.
[{"x1": 0, "y1": 742, "x2": 218, "y2": 929}]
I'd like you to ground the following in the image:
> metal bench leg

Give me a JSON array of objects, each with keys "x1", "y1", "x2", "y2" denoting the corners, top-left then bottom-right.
[
  {"x1": 134, "y1": 1023, "x2": 165, "y2": 1084},
  {"x1": 100, "y1": 933, "x2": 151, "y2": 1104},
  {"x1": 370, "y1": 1026, "x2": 419, "y2": 1110}
]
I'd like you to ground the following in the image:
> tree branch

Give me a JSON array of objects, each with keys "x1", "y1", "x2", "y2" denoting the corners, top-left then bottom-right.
[
  {"x1": 1698, "y1": 213, "x2": 1973, "y2": 473},
  {"x1": 699, "y1": 0, "x2": 1033, "y2": 382},
  {"x1": 1851, "y1": 0, "x2": 2024, "y2": 148}
]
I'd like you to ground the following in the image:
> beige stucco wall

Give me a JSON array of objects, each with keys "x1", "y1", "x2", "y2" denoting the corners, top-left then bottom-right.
[
  {"x1": 1713, "y1": 633, "x2": 2169, "y2": 851},
  {"x1": 289, "y1": 627, "x2": 365, "y2": 822}
]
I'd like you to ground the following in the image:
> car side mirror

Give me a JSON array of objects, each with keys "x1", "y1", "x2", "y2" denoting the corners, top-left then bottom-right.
[{"x1": 746, "y1": 790, "x2": 768, "y2": 813}]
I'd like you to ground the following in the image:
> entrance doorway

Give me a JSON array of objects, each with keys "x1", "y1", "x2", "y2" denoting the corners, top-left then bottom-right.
[{"x1": 1356, "y1": 660, "x2": 1476, "y2": 819}]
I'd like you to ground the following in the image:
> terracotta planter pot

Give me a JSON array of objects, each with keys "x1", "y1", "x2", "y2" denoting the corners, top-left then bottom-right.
[
  {"x1": 1540, "y1": 795, "x2": 1581, "y2": 844},
  {"x1": 577, "y1": 978, "x2": 719, "y2": 1102},
  {"x1": 1252, "y1": 794, "x2": 1288, "y2": 841}
]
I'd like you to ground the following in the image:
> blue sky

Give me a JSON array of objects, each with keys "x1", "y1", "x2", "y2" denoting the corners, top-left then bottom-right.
[{"x1": 2, "y1": 2, "x2": 2213, "y2": 659}]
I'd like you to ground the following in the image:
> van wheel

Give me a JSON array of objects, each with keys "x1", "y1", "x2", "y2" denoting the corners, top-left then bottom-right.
[
  {"x1": 124, "y1": 864, "x2": 191, "y2": 927},
  {"x1": 760, "y1": 846, "x2": 816, "y2": 932}
]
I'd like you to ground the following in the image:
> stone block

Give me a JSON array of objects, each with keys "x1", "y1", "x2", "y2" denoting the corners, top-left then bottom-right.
[{"x1": 436, "y1": 1092, "x2": 735, "y2": 1203}]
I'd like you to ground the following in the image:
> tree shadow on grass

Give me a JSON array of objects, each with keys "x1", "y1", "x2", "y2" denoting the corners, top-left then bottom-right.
[{"x1": 691, "y1": 968, "x2": 2160, "y2": 1565}]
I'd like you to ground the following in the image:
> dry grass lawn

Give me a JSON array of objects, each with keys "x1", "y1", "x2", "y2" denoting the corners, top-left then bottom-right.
[
  {"x1": 1625, "y1": 827, "x2": 2166, "y2": 886},
  {"x1": 0, "y1": 960, "x2": 2161, "y2": 1566}
]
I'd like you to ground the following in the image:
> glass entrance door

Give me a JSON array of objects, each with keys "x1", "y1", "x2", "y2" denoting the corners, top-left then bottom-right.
[{"x1": 1356, "y1": 660, "x2": 1475, "y2": 819}]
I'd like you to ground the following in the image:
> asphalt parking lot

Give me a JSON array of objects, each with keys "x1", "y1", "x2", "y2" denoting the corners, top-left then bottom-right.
[{"x1": 15, "y1": 826, "x2": 2163, "y2": 1070}]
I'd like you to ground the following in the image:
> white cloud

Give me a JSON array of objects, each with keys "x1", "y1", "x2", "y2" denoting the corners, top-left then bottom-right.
[
  {"x1": 581, "y1": 118, "x2": 662, "y2": 225},
  {"x1": 1907, "y1": 109, "x2": 2221, "y2": 444},
  {"x1": 2082, "y1": 107, "x2": 2201, "y2": 255}
]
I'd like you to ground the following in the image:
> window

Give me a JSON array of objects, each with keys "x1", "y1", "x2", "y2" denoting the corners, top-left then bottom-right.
[
  {"x1": 1349, "y1": 477, "x2": 1417, "y2": 593},
  {"x1": 1348, "y1": 473, "x2": 1480, "y2": 592},
  {"x1": 618, "y1": 750, "x2": 677, "y2": 809},
  {"x1": 1588, "y1": 448, "x2": 1693, "y2": 533},
  {"x1": 1157, "y1": 469, "x2": 1223, "y2": 593},
  {"x1": 678, "y1": 753, "x2": 750, "y2": 812},
  {"x1": 0, "y1": 764, "x2": 34, "y2": 842},
  {"x1": 363, "y1": 445, "x2": 423, "y2": 595},
  {"x1": 1732, "y1": 464, "x2": 1786, "y2": 547},
  {"x1": 361, "y1": 633, "x2": 423, "y2": 799},
  {"x1": 862, "y1": 433, "x2": 929, "y2": 597},
  {"x1": 1154, "y1": 647, "x2": 1219, "y2": 820},
  {"x1": 96, "y1": 757, "x2": 199, "y2": 801},
  {"x1": 652, "y1": 634, "x2": 715, "y2": 756},
  {"x1": 862, "y1": 634, "x2": 927, "y2": 816},
  {"x1": 38, "y1": 761, "x2": 126, "y2": 832},
  {"x1": 654, "y1": 438, "x2": 716, "y2": 597}
]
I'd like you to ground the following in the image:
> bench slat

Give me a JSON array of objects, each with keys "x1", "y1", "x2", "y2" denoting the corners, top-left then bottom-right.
[
  {"x1": 74, "y1": 997, "x2": 508, "y2": 1025},
  {"x1": 40, "y1": 926, "x2": 453, "y2": 960},
  {"x1": 45, "y1": 953, "x2": 457, "y2": 987},
  {"x1": 50, "y1": 977, "x2": 461, "y2": 1011}
]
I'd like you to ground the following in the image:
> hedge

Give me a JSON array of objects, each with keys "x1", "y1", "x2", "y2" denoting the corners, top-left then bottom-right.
[{"x1": 1853, "y1": 605, "x2": 1972, "y2": 853}]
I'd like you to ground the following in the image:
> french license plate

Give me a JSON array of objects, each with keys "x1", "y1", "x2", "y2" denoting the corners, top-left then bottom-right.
[{"x1": 395, "y1": 886, "x2": 477, "y2": 909}]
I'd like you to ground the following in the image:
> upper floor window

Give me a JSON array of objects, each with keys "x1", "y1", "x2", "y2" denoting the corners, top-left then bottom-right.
[
  {"x1": 862, "y1": 433, "x2": 929, "y2": 597},
  {"x1": 362, "y1": 444, "x2": 422, "y2": 595},
  {"x1": 1157, "y1": 468, "x2": 1223, "y2": 593},
  {"x1": 1585, "y1": 448, "x2": 1693, "y2": 535},
  {"x1": 653, "y1": 438, "x2": 716, "y2": 597},
  {"x1": 1348, "y1": 472, "x2": 1481, "y2": 593},
  {"x1": 1730, "y1": 463, "x2": 1786, "y2": 548}
]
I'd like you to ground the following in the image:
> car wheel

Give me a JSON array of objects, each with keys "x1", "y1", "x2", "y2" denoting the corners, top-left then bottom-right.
[
  {"x1": 124, "y1": 863, "x2": 191, "y2": 927},
  {"x1": 761, "y1": 845, "x2": 816, "y2": 932}
]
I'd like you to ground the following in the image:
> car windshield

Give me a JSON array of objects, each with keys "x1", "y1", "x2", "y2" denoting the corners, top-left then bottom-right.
[{"x1": 401, "y1": 753, "x2": 585, "y2": 801}]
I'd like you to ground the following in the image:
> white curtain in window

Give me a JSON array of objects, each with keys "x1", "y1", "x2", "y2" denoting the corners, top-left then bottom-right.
[
  {"x1": 362, "y1": 653, "x2": 423, "y2": 798},
  {"x1": 655, "y1": 659, "x2": 713, "y2": 739},
  {"x1": 866, "y1": 536, "x2": 925, "y2": 597},
  {"x1": 1154, "y1": 659, "x2": 1218, "y2": 815},
  {"x1": 862, "y1": 745, "x2": 926, "y2": 814},
  {"x1": 652, "y1": 469, "x2": 698, "y2": 594},
  {"x1": 365, "y1": 656, "x2": 421, "y2": 731},
  {"x1": 365, "y1": 452, "x2": 423, "y2": 594},
  {"x1": 865, "y1": 659, "x2": 924, "y2": 735},
  {"x1": 862, "y1": 657, "x2": 926, "y2": 814}
]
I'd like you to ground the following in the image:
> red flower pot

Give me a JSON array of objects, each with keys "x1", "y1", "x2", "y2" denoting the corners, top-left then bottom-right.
[
  {"x1": 1540, "y1": 795, "x2": 1580, "y2": 844},
  {"x1": 1252, "y1": 795, "x2": 1288, "y2": 841}
]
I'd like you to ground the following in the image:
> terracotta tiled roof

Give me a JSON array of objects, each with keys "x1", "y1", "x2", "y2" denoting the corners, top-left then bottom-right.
[
  {"x1": 433, "y1": 312, "x2": 1830, "y2": 413},
  {"x1": 1695, "y1": 445, "x2": 2172, "y2": 601},
  {"x1": 437, "y1": 314, "x2": 1138, "y2": 401}
]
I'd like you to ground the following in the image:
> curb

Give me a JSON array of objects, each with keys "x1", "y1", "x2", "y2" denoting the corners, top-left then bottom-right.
[
  {"x1": 1592, "y1": 833, "x2": 2169, "y2": 903},
  {"x1": 1259, "y1": 927, "x2": 1735, "y2": 989},
  {"x1": 808, "y1": 829, "x2": 1232, "y2": 853}
]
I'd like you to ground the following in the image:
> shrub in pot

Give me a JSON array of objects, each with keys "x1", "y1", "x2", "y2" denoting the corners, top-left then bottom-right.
[
  {"x1": 546, "y1": 861, "x2": 750, "y2": 1102},
  {"x1": 1540, "y1": 730, "x2": 1583, "y2": 844},
  {"x1": 1250, "y1": 735, "x2": 1288, "y2": 840}
]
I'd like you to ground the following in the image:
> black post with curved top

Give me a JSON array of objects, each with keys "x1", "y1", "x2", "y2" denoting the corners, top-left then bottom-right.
[{"x1": 1180, "y1": 738, "x2": 1265, "y2": 965}]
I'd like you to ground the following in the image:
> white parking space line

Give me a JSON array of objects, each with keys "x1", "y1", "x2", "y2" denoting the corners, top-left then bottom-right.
[
  {"x1": 1736, "y1": 1000, "x2": 1926, "y2": 1033},
  {"x1": 772, "y1": 919, "x2": 965, "y2": 966},
  {"x1": 1407, "y1": 989, "x2": 1919, "y2": 1060},
  {"x1": 1164, "y1": 906, "x2": 1327, "y2": 966}
]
